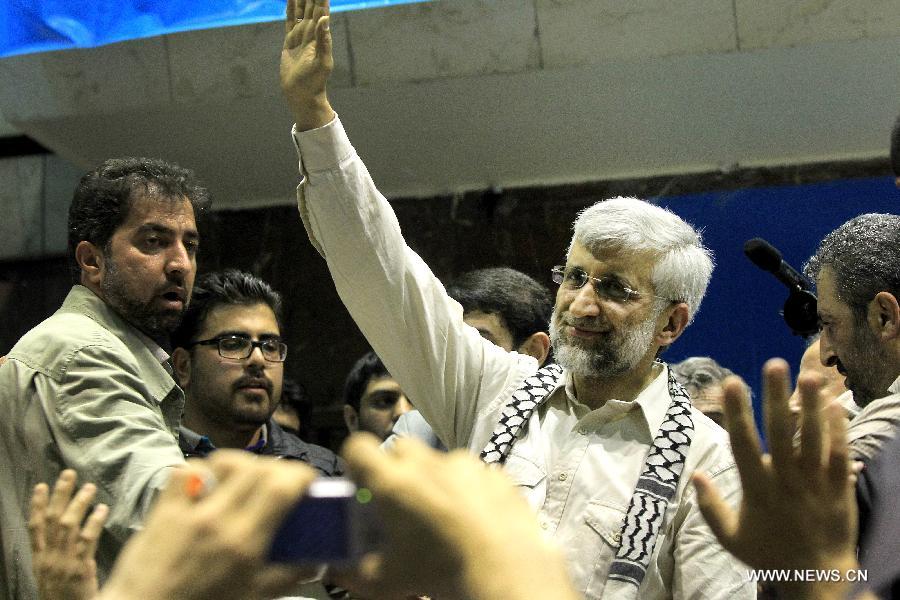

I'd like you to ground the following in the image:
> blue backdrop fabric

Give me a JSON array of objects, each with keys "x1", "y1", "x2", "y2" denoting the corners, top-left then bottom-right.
[
  {"x1": 656, "y1": 176, "x2": 897, "y2": 431},
  {"x1": 0, "y1": 0, "x2": 425, "y2": 58}
]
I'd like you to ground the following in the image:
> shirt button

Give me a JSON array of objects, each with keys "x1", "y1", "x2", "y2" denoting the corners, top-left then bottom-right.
[
  {"x1": 558, "y1": 472, "x2": 568, "y2": 481},
  {"x1": 541, "y1": 522, "x2": 549, "y2": 530},
  {"x1": 578, "y1": 427, "x2": 588, "y2": 435},
  {"x1": 612, "y1": 532, "x2": 622, "y2": 543}
]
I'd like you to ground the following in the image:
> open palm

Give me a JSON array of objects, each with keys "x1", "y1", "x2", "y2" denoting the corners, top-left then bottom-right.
[
  {"x1": 692, "y1": 360, "x2": 858, "y2": 598},
  {"x1": 280, "y1": 0, "x2": 334, "y2": 129}
]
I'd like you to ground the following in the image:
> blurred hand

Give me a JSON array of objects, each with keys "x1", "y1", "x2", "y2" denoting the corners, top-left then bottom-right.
[
  {"x1": 334, "y1": 434, "x2": 579, "y2": 600},
  {"x1": 29, "y1": 469, "x2": 108, "y2": 600},
  {"x1": 692, "y1": 359, "x2": 857, "y2": 600},
  {"x1": 98, "y1": 452, "x2": 319, "y2": 600}
]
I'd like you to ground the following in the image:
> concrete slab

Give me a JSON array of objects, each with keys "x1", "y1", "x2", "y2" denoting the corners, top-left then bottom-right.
[
  {"x1": 0, "y1": 39, "x2": 170, "y2": 121},
  {"x1": 348, "y1": 0, "x2": 539, "y2": 85},
  {"x1": 737, "y1": 0, "x2": 900, "y2": 49},
  {"x1": 538, "y1": 0, "x2": 737, "y2": 68}
]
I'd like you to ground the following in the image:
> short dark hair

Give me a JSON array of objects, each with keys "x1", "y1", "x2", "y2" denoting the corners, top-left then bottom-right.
[
  {"x1": 281, "y1": 377, "x2": 312, "y2": 438},
  {"x1": 805, "y1": 213, "x2": 900, "y2": 320},
  {"x1": 891, "y1": 114, "x2": 900, "y2": 177},
  {"x1": 171, "y1": 269, "x2": 283, "y2": 350},
  {"x1": 342, "y1": 350, "x2": 389, "y2": 411},
  {"x1": 446, "y1": 267, "x2": 552, "y2": 348},
  {"x1": 67, "y1": 157, "x2": 211, "y2": 282}
]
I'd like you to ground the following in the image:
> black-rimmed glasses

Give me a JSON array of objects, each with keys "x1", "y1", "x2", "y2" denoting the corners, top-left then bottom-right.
[{"x1": 187, "y1": 335, "x2": 288, "y2": 362}]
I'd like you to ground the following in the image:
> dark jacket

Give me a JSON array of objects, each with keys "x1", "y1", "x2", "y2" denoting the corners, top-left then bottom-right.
[{"x1": 179, "y1": 419, "x2": 345, "y2": 476}]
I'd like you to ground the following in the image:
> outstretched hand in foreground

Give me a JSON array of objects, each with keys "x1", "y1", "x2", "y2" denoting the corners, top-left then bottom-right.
[
  {"x1": 98, "y1": 454, "x2": 319, "y2": 600},
  {"x1": 335, "y1": 434, "x2": 580, "y2": 600},
  {"x1": 692, "y1": 359, "x2": 860, "y2": 600},
  {"x1": 31, "y1": 437, "x2": 580, "y2": 600}
]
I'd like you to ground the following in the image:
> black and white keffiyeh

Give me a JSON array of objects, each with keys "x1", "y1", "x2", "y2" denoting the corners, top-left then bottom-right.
[
  {"x1": 480, "y1": 362, "x2": 694, "y2": 596},
  {"x1": 479, "y1": 363, "x2": 564, "y2": 465}
]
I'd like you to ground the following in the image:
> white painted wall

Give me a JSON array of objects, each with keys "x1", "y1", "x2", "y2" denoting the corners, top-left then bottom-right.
[{"x1": 0, "y1": 0, "x2": 896, "y2": 232}]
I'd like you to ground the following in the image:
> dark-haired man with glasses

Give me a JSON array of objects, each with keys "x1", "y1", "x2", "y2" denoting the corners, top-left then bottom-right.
[{"x1": 171, "y1": 269, "x2": 343, "y2": 475}]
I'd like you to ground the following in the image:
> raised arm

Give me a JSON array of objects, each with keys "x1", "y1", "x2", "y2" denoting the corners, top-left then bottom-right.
[
  {"x1": 280, "y1": 0, "x2": 335, "y2": 131},
  {"x1": 278, "y1": 0, "x2": 535, "y2": 450}
]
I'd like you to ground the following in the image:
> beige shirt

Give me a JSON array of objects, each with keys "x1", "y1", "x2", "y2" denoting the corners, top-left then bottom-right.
[
  {"x1": 846, "y1": 376, "x2": 900, "y2": 462},
  {"x1": 0, "y1": 286, "x2": 186, "y2": 600},
  {"x1": 294, "y1": 116, "x2": 752, "y2": 599}
]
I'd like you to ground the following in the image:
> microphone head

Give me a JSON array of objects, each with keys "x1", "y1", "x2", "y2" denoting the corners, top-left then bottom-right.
[{"x1": 743, "y1": 238, "x2": 783, "y2": 273}]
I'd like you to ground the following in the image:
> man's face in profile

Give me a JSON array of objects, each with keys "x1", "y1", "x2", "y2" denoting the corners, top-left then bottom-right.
[
  {"x1": 816, "y1": 267, "x2": 885, "y2": 406},
  {"x1": 787, "y1": 338, "x2": 848, "y2": 430}
]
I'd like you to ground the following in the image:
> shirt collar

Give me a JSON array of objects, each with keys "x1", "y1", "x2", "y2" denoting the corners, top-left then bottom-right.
[
  {"x1": 134, "y1": 329, "x2": 171, "y2": 369},
  {"x1": 563, "y1": 361, "x2": 669, "y2": 434},
  {"x1": 636, "y1": 363, "x2": 672, "y2": 432},
  {"x1": 179, "y1": 424, "x2": 269, "y2": 454},
  {"x1": 245, "y1": 424, "x2": 269, "y2": 453},
  {"x1": 179, "y1": 426, "x2": 217, "y2": 455},
  {"x1": 890, "y1": 374, "x2": 900, "y2": 395}
]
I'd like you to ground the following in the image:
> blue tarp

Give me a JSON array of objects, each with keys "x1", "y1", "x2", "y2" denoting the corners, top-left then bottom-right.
[
  {"x1": 0, "y1": 1, "x2": 427, "y2": 59},
  {"x1": 661, "y1": 175, "x2": 898, "y2": 436}
]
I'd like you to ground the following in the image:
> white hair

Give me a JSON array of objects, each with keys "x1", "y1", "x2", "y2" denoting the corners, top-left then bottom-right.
[{"x1": 567, "y1": 197, "x2": 714, "y2": 323}]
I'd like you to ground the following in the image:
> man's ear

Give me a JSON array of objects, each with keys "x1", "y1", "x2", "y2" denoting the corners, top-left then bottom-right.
[
  {"x1": 171, "y1": 347, "x2": 192, "y2": 388},
  {"x1": 870, "y1": 292, "x2": 900, "y2": 341},
  {"x1": 74, "y1": 241, "x2": 104, "y2": 287},
  {"x1": 517, "y1": 332, "x2": 551, "y2": 367},
  {"x1": 656, "y1": 302, "x2": 690, "y2": 348},
  {"x1": 343, "y1": 405, "x2": 360, "y2": 433}
]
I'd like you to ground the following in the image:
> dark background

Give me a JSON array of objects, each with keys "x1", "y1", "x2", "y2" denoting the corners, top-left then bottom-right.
[{"x1": 1, "y1": 162, "x2": 895, "y2": 450}]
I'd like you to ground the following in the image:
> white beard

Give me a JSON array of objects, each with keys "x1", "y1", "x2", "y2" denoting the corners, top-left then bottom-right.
[{"x1": 550, "y1": 309, "x2": 658, "y2": 378}]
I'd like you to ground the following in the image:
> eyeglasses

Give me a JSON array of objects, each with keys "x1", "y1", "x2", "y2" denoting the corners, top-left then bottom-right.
[
  {"x1": 188, "y1": 335, "x2": 288, "y2": 362},
  {"x1": 551, "y1": 266, "x2": 665, "y2": 303}
]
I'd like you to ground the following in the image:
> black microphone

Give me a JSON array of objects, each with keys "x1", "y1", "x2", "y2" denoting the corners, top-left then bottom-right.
[
  {"x1": 743, "y1": 238, "x2": 814, "y2": 293},
  {"x1": 743, "y1": 238, "x2": 818, "y2": 337}
]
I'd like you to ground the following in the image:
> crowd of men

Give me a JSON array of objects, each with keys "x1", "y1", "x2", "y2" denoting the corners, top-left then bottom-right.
[{"x1": 1, "y1": 1, "x2": 900, "y2": 599}]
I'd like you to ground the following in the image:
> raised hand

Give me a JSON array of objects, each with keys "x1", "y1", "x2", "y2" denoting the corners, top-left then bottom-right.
[
  {"x1": 29, "y1": 470, "x2": 108, "y2": 600},
  {"x1": 280, "y1": 0, "x2": 335, "y2": 131},
  {"x1": 692, "y1": 359, "x2": 857, "y2": 600}
]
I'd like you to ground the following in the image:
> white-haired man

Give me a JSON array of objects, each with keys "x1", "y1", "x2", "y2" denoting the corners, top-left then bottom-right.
[{"x1": 279, "y1": 2, "x2": 751, "y2": 598}]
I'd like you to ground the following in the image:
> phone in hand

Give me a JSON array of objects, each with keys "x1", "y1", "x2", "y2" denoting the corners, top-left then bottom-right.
[{"x1": 267, "y1": 477, "x2": 381, "y2": 564}]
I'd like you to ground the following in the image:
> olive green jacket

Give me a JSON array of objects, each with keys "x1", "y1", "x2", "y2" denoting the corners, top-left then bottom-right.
[{"x1": 0, "y1": 285, "x2": 185, "y2": 600}]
